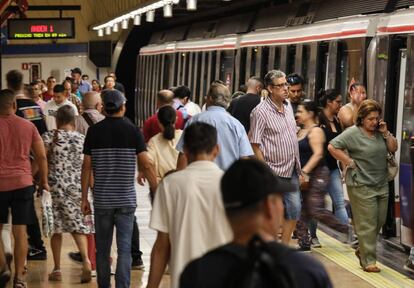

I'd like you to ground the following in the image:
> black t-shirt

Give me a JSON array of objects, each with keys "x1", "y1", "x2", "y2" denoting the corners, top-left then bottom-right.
[
  {"x1": 180, "y1": 242, "x2": 333, "y2": 288},
  {"x1": 83, "y1": 116, "x2": 146, "y2": 209},
  {"x1": 228, "y1": 93, "x2": 261, "y2": 133},
  {"x1": 16, "y1": 98, "x2": 47, "y2": 136}
]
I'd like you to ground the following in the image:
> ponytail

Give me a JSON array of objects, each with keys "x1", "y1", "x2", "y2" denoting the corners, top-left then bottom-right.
[
  {"x1": 157, "y1": 105, "x2": 177, "y2": 140},
  {"x1": 163, "y1": 124, "x2": 175, "y2": 140},
  {"x1": 317, "y1": 88, "x2": 340, "y2": 108}
]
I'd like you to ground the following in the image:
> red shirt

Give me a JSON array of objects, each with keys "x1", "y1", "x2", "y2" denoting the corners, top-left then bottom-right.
[
  {"x1": 143, "y1": 110, "x2": 185, "y2": 142},
  {"x1": 42, "y1": 91, "x2": 54, "y2": 102},
  {"x1": 0, "y1": 114, "x2": 41, "y2": 191}
]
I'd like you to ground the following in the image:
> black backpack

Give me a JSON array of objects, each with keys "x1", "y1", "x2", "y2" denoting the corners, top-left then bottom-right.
[{"x1": 220, "y1": 236, "x2": 297, "y2": 288}]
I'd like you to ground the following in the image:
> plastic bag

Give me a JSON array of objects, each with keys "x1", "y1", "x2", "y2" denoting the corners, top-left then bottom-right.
[{"x1": 41, "y1": 190, "x2": 54, "y2": 237}]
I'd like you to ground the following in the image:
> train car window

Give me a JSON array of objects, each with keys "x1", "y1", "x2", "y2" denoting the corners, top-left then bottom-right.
[
  {"x1": 195, "y1": 52, "x2": 203, "y2": 105},
  {"x1": 183, "y1": 52, "x2": 190, "y2": 86},
  {"x1": 251, "y1": 47, "x2": 258, "y2": 77},
  {"x1": 373, "y1": 36, "x2": 390, "y2": 107},
  {"x1": 239, "y1": 48, "x2": 247, "y2": 89},
  {"x1": 315, "y1": 42, "x2": 329, "y2": 94},
  {"x1": 220, "y1": 50, "x2": 235, "y2": 92},
  {"x1": 211, "y1": 51, "x2": 217, "y2": 82},
  {"x1": 337, "y1": 38, "x2": 365, "y2": 102},
  {"x1": 274, "y1": 47, "x2": 281, "y2": 70},
  {"x1": 173, "y1": 53, "x2": 179, "y2": 86},
  {"x1": 286, "y1": 45, "x2": 296, "y2": 74},
  {"x1": 261, "y1": 47, "x2": 269, "y2": 79},
  {"x1": 302, "y1": 45, "x2": 310, "y2": 98}
]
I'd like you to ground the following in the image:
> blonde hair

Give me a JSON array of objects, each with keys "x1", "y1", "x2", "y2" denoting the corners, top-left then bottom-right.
[{"x1": 355, "y1": 99, "x2": 382, "y2": 126}]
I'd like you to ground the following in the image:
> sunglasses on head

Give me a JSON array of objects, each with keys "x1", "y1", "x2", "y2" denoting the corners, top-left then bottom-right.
[{"x1": 287, "y1": 75, "x2": 302, "y2": 85}]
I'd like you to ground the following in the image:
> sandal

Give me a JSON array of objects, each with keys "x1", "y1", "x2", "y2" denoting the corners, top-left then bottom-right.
[
  {"x1": 13, "y1": 277, "x2": 27, "y2": 288},
  {"x1": 364, "y1": 265, "x2": 381, "y2": 273},
  {"x1": 48, "y1": 269, "x2": 62, "y2": 281},
  {"x1": 81, "y1": 268, "x2": 92, "y2": 283}
]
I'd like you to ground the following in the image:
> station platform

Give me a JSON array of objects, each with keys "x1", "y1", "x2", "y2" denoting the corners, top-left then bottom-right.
[{"x1": 8, "y1": 184, "x2": 414, "y2": 288}]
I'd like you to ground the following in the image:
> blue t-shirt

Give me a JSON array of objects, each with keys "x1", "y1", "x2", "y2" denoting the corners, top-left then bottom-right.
[{"x1": 176, "y1": 106, "x2": 253, "y2": 170}]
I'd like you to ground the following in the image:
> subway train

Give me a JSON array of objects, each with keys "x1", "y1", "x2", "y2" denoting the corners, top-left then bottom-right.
[{"x1": 134, "y1": 1, "x2": 414, "y2": 250}]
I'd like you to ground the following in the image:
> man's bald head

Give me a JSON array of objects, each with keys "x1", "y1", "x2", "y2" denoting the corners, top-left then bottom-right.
[
  {"x1": 157, "y1": 89, "x2": 175, "y2": 107},
  {"x1": 82, "y1": 91, "x2": 102, "y2": 111}
]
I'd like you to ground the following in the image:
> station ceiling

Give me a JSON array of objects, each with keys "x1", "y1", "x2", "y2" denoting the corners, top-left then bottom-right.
[{"x1": 11, "y1": 0, "x2": 267, "y2": 44}]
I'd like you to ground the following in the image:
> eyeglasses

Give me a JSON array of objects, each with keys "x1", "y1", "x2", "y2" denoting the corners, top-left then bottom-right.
[{"x1": 270, "y1": 82, "x2": 289, "y2": 89}]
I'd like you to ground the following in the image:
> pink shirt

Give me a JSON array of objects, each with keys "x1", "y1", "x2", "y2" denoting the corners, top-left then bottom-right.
[{"x1": 0, "y1": 114, "x2": 41, "y2": 191}]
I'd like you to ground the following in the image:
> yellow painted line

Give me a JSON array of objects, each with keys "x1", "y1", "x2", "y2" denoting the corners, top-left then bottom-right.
[{"x1": 314, "y1": 230, "x2": 414, "y2": 288}]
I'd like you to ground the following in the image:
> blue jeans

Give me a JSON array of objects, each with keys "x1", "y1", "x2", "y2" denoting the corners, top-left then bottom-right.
[
  {"x1": 95, "y1": 207, "x2": 135, "y2": 288},
  {"x1": 309, "y1": 169, "x2": 348, "y2": 238},
  {"x1": 283, "y1": 172, "x2": 301, "y2": 220}
]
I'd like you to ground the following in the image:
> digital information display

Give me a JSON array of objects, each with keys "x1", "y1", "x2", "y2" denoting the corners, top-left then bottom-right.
[{"x1": 7, "y1": 18, "x2": 75, "y2": 39}]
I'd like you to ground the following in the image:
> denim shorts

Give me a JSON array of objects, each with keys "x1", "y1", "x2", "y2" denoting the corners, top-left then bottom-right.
[{"x1": 283, "y1": 172, "x2": 301, "y2": 220}]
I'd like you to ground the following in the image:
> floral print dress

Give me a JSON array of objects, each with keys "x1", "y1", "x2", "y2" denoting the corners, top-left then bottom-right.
[{"x1": 42, "y1": 129, "x2": 93, "y2": 234}]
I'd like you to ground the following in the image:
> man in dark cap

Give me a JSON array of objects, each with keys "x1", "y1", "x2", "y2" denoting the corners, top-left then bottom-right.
[
  {"x1": 180, "y1": 158, "x2": 333, "y2": 288},
  {"x1": 81, "y1": 89, "x2": 157, "y2": 288},
  {"x1": 71, "y1": 67, "x2": 92, "y2": 96}
]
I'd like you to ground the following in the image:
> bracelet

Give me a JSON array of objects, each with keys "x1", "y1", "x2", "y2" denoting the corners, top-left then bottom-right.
[{"x1": 383, "y1": 131, "x2": 392, "y2": 139}]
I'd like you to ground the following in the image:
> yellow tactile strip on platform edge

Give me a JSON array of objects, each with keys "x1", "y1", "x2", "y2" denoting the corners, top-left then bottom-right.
[{"x1": 314, "y1": 231, "x2": 414, "y2": 288}]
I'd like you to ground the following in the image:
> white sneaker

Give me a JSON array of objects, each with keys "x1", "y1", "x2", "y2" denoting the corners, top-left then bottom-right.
[
  {"x1": 403, "y1": 260, "x2": 414, "y2": 274},
  {"x1": 311, "y1": 238, "x2": 322, "y2": 248}
]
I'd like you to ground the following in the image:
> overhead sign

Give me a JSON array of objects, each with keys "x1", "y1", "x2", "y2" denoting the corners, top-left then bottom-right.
[{"x1": 7, "y1": 18, "x2": 75, "y2": 39}]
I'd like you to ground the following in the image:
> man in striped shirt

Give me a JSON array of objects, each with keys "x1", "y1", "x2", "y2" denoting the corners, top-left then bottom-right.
[
  {"x1": 249, "y1": 70, "x2": 302, "y2": 246},
  {"x1": 81, "y1": 89, "x2": 157, "y2": 288}
]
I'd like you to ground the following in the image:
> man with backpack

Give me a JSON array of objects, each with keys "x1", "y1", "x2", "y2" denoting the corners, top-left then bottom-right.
[{"x1": 180, "y1": 159, "x2": 332, "y2": 288}]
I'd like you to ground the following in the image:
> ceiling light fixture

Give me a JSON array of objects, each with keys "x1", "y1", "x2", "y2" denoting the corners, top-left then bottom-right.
[
  {"x1": 121, "y1": 19, "x2": 129, "y2": 29},
  {"x1": 164, "y1": 4, "x2": 173, "y2": 17},
  {"x1": 146, "y1": 10, "x2": 155, "y2": 22},
  {"x1": 112, "y1": 22, "x2": 119, "y2": 32},
  {"x1": 187, "y1": 0, "x2": 197, "y2": 10},
  {"x1": 133, "y1": 14, "x2": 141, "y2": 25},
  {"x1": 93, "y1": 0, "x2": 182, "y2": 35}
]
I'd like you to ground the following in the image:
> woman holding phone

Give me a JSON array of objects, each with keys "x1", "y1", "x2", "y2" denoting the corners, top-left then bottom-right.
[{"x1": 328, "y1": 99, "x2": 397, "y2": 272}]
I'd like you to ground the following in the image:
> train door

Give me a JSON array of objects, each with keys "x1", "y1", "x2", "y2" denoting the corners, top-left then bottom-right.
[{"x1": 396, "y1": 45, "x2": 414, "y2": 247}]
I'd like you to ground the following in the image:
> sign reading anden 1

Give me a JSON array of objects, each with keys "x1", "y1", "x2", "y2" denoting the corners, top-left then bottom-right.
[{"x1": 7, "y1": 18, "x2": 75, "y2": 39}]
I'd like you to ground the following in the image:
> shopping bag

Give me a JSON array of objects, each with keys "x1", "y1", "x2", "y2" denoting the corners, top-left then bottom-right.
[{"x1": 41, "y1": 190, "x2": 54, "y2": 237}]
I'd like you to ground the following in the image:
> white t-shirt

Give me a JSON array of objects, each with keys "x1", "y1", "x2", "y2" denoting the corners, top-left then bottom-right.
[
  {"x1": 44, "y1": 99, "x2": 79, "y2": 130},
  {"x1": 184, "y1": 101, "x2": 201, "y2": 116},
  {"x1": 150, "y1": 161, "x2": 232, "y2": 288}
]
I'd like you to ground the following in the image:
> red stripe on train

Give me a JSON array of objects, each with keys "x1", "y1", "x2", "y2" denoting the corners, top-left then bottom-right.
[
  {"x1": 240, "y1": 29, "x2": 368, "y2": 46},
  {"x1": 378, "y1": 25, "x2": 414, "y2": 33}
]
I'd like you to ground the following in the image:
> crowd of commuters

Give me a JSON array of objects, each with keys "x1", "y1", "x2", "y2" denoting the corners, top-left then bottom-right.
[{"x1": 0, "y1": 64, "x2": 412, "y2": 288}]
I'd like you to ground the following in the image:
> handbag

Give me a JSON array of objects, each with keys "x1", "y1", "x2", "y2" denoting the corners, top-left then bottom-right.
[{"x1": 387, "y1": 153, "x2": 398, "y2": 181}]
